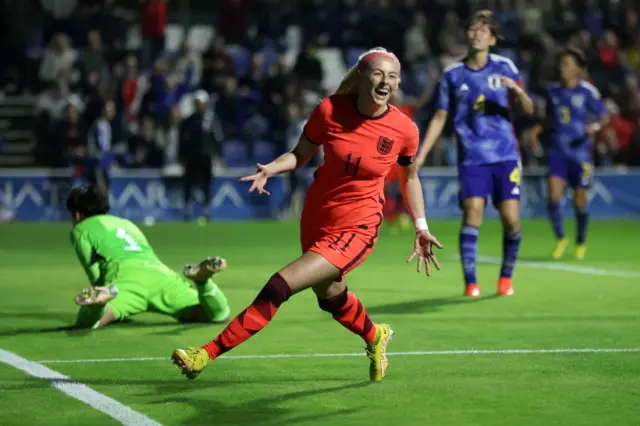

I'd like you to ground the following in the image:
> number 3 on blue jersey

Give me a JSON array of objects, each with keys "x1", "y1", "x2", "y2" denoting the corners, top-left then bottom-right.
[{"x1": 116, "y1": 227, "x2": 142, "y2": 251}]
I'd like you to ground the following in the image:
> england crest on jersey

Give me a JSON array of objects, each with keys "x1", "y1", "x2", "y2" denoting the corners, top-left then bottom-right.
[
  {"x1": 488, "y1": 74, "x2": 502, "y2": 90},
  {"x1": 377, "y1": 136, "x2": 394, "y2": 155}
]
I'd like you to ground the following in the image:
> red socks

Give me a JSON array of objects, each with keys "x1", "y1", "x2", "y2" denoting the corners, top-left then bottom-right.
[
  {"x1": 202, "y1": 273, "x2": 291, "y2": 360},
  {"x1": 318, "y1": 290, "x2": 377, "y2": 344}
]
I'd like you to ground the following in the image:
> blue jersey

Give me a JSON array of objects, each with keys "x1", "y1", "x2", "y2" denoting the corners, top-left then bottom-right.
[
  {"x1": 543, "y1": 80, "x2": 607, "y2": 163},
  {"x1": 435, "y1": 54, "x2": 522, "y2": 166}
]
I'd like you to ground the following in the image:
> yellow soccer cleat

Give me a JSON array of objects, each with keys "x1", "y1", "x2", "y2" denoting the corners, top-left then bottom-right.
[
  {"x1": 184, "y1": 256, "x2": 227, "y2": 283},
  {"x1": 366, "y1": 324, "x2": 394, "y2": 382},
  {"x1": 551, "y1": 238, "x2": 568, "y2": 260},
  {"x1": 74, "y1": 285, "x2": 118, "y2": 306},
  {"x1": 575, "y1": 244, "x2": 587, "y2": 260},
  {"x1": 171, "y1": 347, "x2": 210, "y2": 380}
]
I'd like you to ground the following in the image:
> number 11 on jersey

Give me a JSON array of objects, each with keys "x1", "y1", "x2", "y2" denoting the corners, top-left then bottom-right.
[{"x1": 345, "y1": 153, "x2": 361, "y2": 177}]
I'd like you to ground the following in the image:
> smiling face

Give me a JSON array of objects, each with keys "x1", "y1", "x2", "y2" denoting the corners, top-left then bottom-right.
[{"x1": 359, "y1": 56, "x2": 401, "y2": 107}]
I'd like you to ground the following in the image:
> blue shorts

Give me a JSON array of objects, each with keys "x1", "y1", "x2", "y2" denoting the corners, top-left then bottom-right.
[
  {"x1": 547, "y1": 155, "x2": 592, "y2": 189},
  {"x1": 458, "y1": 160, "x2": 521, "y2": 207}
]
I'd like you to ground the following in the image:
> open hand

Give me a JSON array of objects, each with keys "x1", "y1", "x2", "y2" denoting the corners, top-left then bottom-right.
[
  {"x1": 407, "y1": 230, "x2": 444, "y2": 277},
  {"x1": 239, "y1": 163, "x2": 271, "y2": 195}
]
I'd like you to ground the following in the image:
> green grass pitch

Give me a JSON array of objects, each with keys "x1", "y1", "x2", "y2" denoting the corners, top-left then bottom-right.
[{"x1": 1, "y1": 219, "x2": 639, "y2": 426}]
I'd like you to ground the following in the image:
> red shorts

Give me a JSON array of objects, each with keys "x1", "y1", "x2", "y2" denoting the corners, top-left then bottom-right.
[{"x1": 300, "y1": 226, "x2": 377, "y2": 281}]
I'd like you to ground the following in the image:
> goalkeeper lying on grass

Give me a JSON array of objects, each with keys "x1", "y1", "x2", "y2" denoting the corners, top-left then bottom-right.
[{"x1": 66, "y1": 184, "x2": 231, "y2": 329}]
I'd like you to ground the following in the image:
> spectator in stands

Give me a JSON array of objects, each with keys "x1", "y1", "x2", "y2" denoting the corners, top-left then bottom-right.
[
  {"x1": 201, "y1": 35, "x2": 235, "y2": 93},
  {"x1": 119, "y1": 54, "x2": 147, "y2": 132},
  {"x1": 129, "y1": 115, "x2": 164, "y2": 167},
  {"x1": 51, "y1": 100, "x2": 87, "y2": 167},
  {"x1": 437, "y1": 9, "x2": 467, "y2": 67},
  {"x1": 36, "y1": 77, "x2": 83, "y2": 123},
  {"x1": 179, "y1": 90, "x2": 217, "y2": 222},
  {"x1": 404, "y1": 11, "x2": 430, "y2": 73},
  {"x1": 172, "y1": 39, "x2": 203, "y2": 88},
  {"x1": 215, "y1": 0, "x2": 252, "y2": 46},
  {"x1": 18, "y1": 0, "x2": 640, "y2": 171},
  {"x1": 340, "y1": 0, "x2": 368, "y2": 50},
  {"x1": 215, "y1": 76, "x2": 242, "y2": 138},
  {"x1": 158, "y1": 104, "x2": 181, "y2": 166},
  {"x1": 301, "y1": 0, "x2": 335, "y2": 47},
  {"x1": 516, "y1": 0, "x2": 544, "y2": 47},
  {"x1": 619, "y1": 8, "x2": 639, "y2": 48},
  {"x1": 255, "y1": 0, "x2": 292, "y2": 53},
  {"x1": 621, "y1": 33, "x2": 640, "y2": 70},
  {"x1": 86, "y1": 98, "x2": 116, "y2": 189},
  {"x1": 141, "y1": 0, "x2": 168, "y2": 69},
  {"x1": 39, "y1": 33, "x2": 76, "y2": 87},
  {"x1": 79, "y1": 29, "x2": 110, "y2": 90},
  {"x1": 547, "y1": 0, "x2": 580, "y2": 42},
  {"x1": 261, "y1": 55, "x2": 291, "y2": 111},
  {"x1": 239, "y1": 54, "x2": 266, "y2": 95},
  {"x1": 150, "y1": 59, "x2": 194, "y2": 122},
  {"x1": 293, "y1": 42, "x2": 324, "y2": 93},
  {"x1": 495, "y1": 0, "x2": 519, "y2": 46}
]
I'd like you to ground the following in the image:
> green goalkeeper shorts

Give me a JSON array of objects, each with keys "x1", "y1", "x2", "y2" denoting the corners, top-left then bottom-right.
[{"x1": 105, "y1": 260, "x2": 200, "y2": 321}]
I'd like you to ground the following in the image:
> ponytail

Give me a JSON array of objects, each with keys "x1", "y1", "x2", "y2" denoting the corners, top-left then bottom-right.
[{"x1": 335, "y1": 66, "x2": 360, "y2": 95}]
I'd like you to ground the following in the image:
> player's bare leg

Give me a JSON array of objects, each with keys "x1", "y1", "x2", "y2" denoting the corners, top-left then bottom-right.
[
  {"x1": 172, "y1": 252, "x2": 340, "y2": 380},
  {"x1": 547, "y1": 176, "x2": 568, "y2": 259},
  {"x1": 573, "y1": 187, "x2": 590, "y2": 260},
  {"x1": 497, "y1": 199, "x2": 521, "y2": 296},
  {"x1": 461, "y1": 197, "x2": 484, "y2": 297},
  {"x1": 313, "y1": 279, "x2": 393, "y2": 382}
]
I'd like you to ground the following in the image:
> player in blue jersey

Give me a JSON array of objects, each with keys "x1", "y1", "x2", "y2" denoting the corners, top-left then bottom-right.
[
  {"x1": 540, "y1": 48, "x2": 608, "y2": 260},
  {"x1": 416, "y1": 11, "x2": 534, "y2": 297}
]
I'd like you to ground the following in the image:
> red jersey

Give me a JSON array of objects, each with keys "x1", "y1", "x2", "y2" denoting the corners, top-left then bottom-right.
[{"x1": 301, "y1": 94, "x2": 419, "y2": 237}]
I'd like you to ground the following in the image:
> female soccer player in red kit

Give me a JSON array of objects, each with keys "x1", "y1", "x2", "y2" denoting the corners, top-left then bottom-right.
[{"x1": 171, "y1": 47, "x2": 443, "y2": 382}]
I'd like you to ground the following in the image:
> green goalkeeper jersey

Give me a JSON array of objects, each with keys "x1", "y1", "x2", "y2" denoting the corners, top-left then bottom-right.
[{"x1": 70, "y1": 214, "x2": 161, "y2": 286}]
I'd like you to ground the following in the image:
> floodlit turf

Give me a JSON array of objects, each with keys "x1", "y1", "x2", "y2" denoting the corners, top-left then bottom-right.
[{"x1": 1, "y1": 219, "x2": 639, "y2": 426}]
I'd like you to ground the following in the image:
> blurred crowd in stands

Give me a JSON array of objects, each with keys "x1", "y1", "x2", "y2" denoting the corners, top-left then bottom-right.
[{"x1": 1, "y1": 0, "x2": 640, "y2": 170}]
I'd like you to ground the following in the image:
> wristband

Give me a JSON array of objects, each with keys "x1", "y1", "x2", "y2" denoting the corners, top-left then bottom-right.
[
  {"x1": 590, "y1": 123, "x2": 601, "y2": 132},
  {"x1": 415, "y1": 217, "x2": 429, "y2": 231}
]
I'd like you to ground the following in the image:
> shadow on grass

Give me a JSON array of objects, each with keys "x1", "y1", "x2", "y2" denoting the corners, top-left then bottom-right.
[
  {"x1": 4, "y1": 376, "x2": 367, "y2": 425},
  {"x1": 366, "y1": 294, "x2": 499, "y2": 316},
  {"x1": 149, "y1": 381, "x2": 369, "y2": 425},
  {"x1": 0, "y1": 314, "x2": 222, "y2": 337}
]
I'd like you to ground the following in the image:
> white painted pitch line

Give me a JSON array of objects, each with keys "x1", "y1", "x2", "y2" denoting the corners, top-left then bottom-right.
[
  {"x1": 37, "y1": 347, "x2": 640, "y2": 364},
  {"x1": 0, "y1": 349, "x2": 163, "y2": 426},
  {"x1": 474, "y1": 255, "x2": 640, "y2": 279}
]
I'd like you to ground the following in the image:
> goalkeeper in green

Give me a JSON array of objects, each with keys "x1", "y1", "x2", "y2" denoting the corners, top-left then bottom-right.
[{"x1": 66, "y1": 184, "x2": 231, "y2": 329}]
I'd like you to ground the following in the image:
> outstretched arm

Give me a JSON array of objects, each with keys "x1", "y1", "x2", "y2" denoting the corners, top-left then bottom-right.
[{"x1": 262, "y1": 134, "x2": 319, "y2": 176}]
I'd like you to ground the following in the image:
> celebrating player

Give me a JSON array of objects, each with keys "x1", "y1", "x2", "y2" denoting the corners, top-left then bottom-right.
[
  {"x1": 171, "y1": 47, "x2": 443, "y2": 382},
  {"x1": 416, "y1": 11, "x2": 534, "y2": 297},
  {"x1": 540, "y1": 48, "x2": 608, "y2": 260},
  {"x1": 66, "y1": 184, "x2": 231, "y2": 329}
]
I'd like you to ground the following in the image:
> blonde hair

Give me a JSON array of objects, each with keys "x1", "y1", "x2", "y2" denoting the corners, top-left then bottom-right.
[{"x1": 335, "y1": 47, "x2": 399, "y2": 95}]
